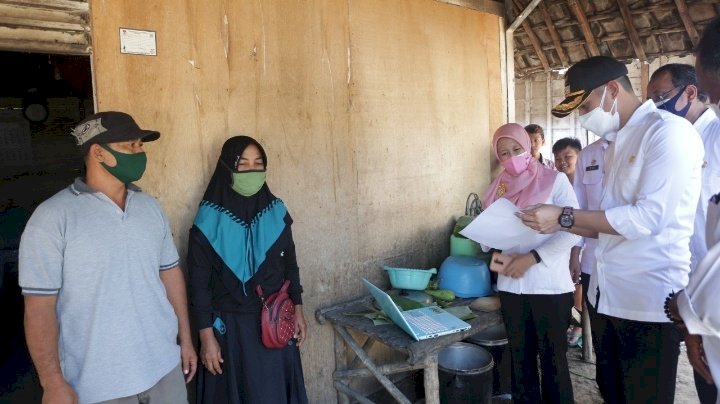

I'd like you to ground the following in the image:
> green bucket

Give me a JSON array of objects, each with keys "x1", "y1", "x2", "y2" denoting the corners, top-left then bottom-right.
[{"x1": 450, "y1": 234, "x2": 480, "y2": 257}]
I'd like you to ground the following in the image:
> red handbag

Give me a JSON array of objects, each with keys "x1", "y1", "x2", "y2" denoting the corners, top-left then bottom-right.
[{"x1": 256, "y1": 280, "x2": 296, "y2": 349}]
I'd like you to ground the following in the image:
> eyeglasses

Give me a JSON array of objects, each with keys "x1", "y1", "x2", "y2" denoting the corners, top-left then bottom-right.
[{"x1": 652, "y1": 85, "x2": 684, "y2": 103}]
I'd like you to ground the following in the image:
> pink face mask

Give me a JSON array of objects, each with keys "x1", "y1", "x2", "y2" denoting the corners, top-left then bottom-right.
[{"x1": 501, "y1": 152, "x2": 531, "y2": 176}]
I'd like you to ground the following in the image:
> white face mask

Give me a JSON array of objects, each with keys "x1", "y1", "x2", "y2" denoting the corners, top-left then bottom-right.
[{"x1": 578, "y1": 85, "x2": 620, "y2": 140}]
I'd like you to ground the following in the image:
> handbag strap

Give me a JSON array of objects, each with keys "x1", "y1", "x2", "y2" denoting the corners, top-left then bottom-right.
[{"x1": 255, "y1": 280, "x2": 291, "y2": 308}]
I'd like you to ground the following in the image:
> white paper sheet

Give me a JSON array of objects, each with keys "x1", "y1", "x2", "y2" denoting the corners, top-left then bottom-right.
[{"x1": 459, "y1": 198, "x2": 542, "y2": 251}]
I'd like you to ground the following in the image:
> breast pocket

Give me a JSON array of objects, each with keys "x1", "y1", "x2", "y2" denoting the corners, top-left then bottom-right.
[
  {"x1": 582, "y1": 169, "x2": 603, "y2": 185},
  {"x1": 618, "y1": 161, "x2": 643, "y2": 202}
]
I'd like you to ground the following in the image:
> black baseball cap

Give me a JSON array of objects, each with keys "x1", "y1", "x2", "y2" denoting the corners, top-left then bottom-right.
[
  {"x1": 71, "y1": 111, "x2": 160, "y2": 151},
  {"x1": 552, "y1": 56, "x2": 629, "y2": 118}
]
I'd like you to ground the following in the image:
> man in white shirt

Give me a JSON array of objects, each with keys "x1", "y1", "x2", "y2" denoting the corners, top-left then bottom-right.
[
  {"x1": 648, "y1": 63, "x2": 720, "y2": 404},
  {"x1": 664, "y1": 16, "x2": 720, "y2": 404},
  {"x1": 572, "y1": 137, "x2": 606, "y2": 350},
  {"x1": 518, "y1": 56, "x2": 704, "y2": 404},
  {"x1": 648, "y1": 64, "x2": 720, "y2": 271}
]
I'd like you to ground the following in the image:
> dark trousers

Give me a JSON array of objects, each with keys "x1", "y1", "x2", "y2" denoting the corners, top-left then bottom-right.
[
  {"x1": 694, "y1": 369, "x2": 718, "y2": 404},
  {"x1": 499, "y1": 292, "x2": 574, "y2": 404},
  {"x1": 592, "y1": 313, "x2": 681, "y2": 404}
]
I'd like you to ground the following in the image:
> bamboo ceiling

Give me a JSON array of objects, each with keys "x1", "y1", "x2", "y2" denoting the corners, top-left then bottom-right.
[{"x1": 512, "y1": 0, "x2": 720, "y2": 77}]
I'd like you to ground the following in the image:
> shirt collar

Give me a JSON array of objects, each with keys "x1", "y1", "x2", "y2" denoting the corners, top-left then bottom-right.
[
  {"x1": 625, "y1": 99, "x2": 657, "y2": 128},
  {"x1": 694, "y1": 108, "x2": 718, "y2": 134},
  {"x1": 606, "y1": 100, "x2": 659, "y2": 143},
  {"x1": 69, "y1": 177, "x2": 142, "y2": 195}
]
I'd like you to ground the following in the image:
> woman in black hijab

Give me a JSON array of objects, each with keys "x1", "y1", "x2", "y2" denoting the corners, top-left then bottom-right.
[{"x1": 188, "y1": 136, "x2": 308, "y2": 403}]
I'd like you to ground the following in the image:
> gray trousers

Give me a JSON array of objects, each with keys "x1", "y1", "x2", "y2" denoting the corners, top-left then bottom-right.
[{"x1": 97, "y1": 364, "x2": 187, "y2": 404}]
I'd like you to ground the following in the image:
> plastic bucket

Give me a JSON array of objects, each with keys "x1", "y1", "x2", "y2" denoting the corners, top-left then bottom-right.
[
  {"x1": 466, "y1": 323, "x2": 511, "y2": 397},
  {"x1": 450, "y1": 234, "x2": 480, "y2": 257},
  {"x1": 438, "y1": 342, "x2": 494, "y2": 404}
]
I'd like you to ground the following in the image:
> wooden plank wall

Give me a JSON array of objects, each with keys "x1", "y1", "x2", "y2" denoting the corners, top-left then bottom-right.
[{"x1": 89, "y1": 1, "x2": 502, "y2": 401}]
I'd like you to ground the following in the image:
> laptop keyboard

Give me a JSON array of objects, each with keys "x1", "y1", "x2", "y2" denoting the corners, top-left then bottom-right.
[{"x1": 404, "y1": 310, "x2": 447, "y2": 334}]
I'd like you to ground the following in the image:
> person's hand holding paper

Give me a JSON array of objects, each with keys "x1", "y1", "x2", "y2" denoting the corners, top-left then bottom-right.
[{"x1": 459, "y1": 198, "x2": 542, "y2": 251}]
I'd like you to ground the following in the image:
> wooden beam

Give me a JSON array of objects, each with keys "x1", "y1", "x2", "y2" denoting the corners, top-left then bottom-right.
[
  {"x1": 673, "y1": 0, "x2": 700, "y2": 47},
  {"x1": 512, "y1": 0, "x2": 549, "y2": 71},
  {"x1": 548, "y1": 0, "x2": 718, "y2": 6},
  {"x1": 640, "y1": 62, "x2": 649, "y2": 100},
  {"x1": 516, "y1": 27, "x2": 689, "y2": 44},
  {"x1": 0, "y1": 38, "x2": 89, "y2": 54},
  {"x1": 0, "y1": 0, "x2": 88, "y2": 13},
  {"x1": 516, "y1": 50, "x2": 697, "y2": 78},
  {"x1": 515, "y1": 27, "x2": 690, "y2": 55},
  {"x1": 431, "y1": 0, "x2": 504, "y2": 16},
  {"x1": 0, "y1": 15, "x2": 86, "y2": 32},
  {"x1": 508, "y1": 0, "x2": 542, "y2": 32},
  {"x1": 538, "y1": 1, "x2": 569, "y2": 66},
  {"x1": 567, "y1": 0, "x2": 600, "y2": 56},
  {"x1": 616, "y1": 0, "x2": 647, "y2": 61}
]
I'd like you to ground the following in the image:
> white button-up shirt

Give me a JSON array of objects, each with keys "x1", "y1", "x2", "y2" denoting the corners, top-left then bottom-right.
[
  {"x1": 677, "y1": 238, "x2": 720, "y2": 390},
  {"x1": 589, "y1": 100, "x2": 704, "y2": 322},
  {"x1": 497, "y1": 174, "x2": 581, "y2": 295},
  {"x1": 573, "y1": 139, "x2": 607, "y2": 275},
  {"x1": 690, "y1": 108, "x2": 720, "y2": 271}
]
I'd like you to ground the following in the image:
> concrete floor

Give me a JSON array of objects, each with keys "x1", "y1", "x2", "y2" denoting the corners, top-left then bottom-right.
[
  {"x1": 567, "y1": 343, "x2": 702, "y2": 404},
  {"x1": 0, "y1": 343, "x2": 706, "y2": 403}
]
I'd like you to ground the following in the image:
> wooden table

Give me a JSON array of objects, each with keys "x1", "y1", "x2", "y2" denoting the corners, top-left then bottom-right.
[{"x1": 315, "y1": 295, "x2": 503, "y2": 404}]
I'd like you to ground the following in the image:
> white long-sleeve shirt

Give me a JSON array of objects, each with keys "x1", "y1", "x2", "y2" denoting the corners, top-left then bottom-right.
[
  {"x1": 690, "y1": 108, "x2": 720, "y2": 271},
  {"x1": 589, "y1": 100, "x2": 704, "y2": 322},
  {"x1": 497, "y1": 174, "x2": 581, "y2": 295},
  {"x1": 573, "y1": 139, "x2": 607, "y2": 275},
  {"x1": 677, "y1": 241, "x2": 720, "y2": 396}
]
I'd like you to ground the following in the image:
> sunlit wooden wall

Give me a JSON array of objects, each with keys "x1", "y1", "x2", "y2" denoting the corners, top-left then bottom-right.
[{"x1": 90, "y1": 1, "x2": 503, "y2": 401}]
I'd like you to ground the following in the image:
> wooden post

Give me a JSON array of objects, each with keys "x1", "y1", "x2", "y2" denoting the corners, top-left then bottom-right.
[
  {"x1": 581, "y1": 300, "x2": 595, "y2": 363},
  {"x1": 334, "y1": 325, "x2": 412, "y2": 404},
  {"x1": 334, "y1": 330, "x2": 350, "y2": 404},
  {"x1": 641, "y1": 62, "x2": 649, "y2": 101},
  {"x1": 424, "y1": 356, "x2": 441, "y2": 404},
  {"x1": 348, "y1": 336, "x2": 376, "y2": 370}
]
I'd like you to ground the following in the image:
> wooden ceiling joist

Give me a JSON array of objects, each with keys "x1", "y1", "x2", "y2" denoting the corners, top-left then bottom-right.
[
  {"x1": 0, "y1": 0, "x2": 88, "y2": 13},
  {"x1": 0, "y1": 0, "x2": 89, "y2": 54},
  {"x1": 513, "y1": 0, "x2": 718, "y2": 78},
  {"x1": 512, "y1": 0, "x2": 549, "y2": 71},
  {"x1": 516, "y1": 26, "x2": 690, "y2": 49},
  {"x1": 567, "y1": 0, "x2": 600, "y2": 56},
  {"x1": 538, "y1": 2, "x2": 569, "y2": 66},
  {"x1": 616, "y1": 0, "x2": 647, "y2": 61},
  {"x1": 673, "y1": 0, "x2": 700, "y2": 47},
  {"x1": 0, "y1": 15, "x2": 86, "y2": 32}
]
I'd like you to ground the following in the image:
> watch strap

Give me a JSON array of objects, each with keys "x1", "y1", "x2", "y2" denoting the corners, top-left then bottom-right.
[{"x1": 530, "y1": 249, "x2": 541, "y2": 263}]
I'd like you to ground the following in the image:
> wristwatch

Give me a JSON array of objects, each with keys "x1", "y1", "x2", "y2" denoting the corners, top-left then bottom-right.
[{"x1": 558, "y1": 206, "x2": 574, "y2": 229}]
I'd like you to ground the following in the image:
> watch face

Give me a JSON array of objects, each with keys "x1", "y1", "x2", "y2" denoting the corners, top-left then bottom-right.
[{"x1": 560, "y1": 215, "x2": 573, "y2": 228}]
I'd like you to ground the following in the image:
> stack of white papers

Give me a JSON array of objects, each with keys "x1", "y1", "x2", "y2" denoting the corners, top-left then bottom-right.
[{"x1": 459, "y1": 198, "x2": 544, "y2": 251}]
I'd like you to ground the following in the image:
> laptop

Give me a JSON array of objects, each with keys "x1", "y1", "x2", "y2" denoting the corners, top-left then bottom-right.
[{"x1": 363, "y1": 278, "x2": 471, "y2": 341}]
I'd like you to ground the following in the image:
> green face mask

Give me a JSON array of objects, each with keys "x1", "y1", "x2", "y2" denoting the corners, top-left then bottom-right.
[
  {"x1": 100, "y1": 144, "x2": 147, "y2": 184},
  {"x1": 231, "y1": 171, "x2": 266, "y2": 196}
]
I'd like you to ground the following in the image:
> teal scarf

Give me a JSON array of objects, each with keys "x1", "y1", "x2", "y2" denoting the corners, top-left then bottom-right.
[{"x1": 193, "y1": 198, "x2": 288, "y2": 285}]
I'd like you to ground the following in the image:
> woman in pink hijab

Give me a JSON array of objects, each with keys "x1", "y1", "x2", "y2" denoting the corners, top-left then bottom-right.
[{"x1": 483, "y1": 123, "x2": 580, "y2": 403}]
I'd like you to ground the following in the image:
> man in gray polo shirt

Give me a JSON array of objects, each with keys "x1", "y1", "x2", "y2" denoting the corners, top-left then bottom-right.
[{"x1": 19, "y1": 111, "x2": 197, "y2": 403}]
